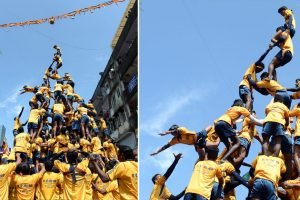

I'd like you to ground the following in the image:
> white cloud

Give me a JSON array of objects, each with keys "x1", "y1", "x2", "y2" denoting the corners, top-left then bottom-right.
[
  {"x1": 140, "y1": 88, "x2": 209, "y2": 137},
  {"x1": 144, "y1": 148, "x2": 180, "y2": 171},
  {"x1": 5, "y1": 104, "x2": 22, "y2": 116},
  {"x1": 0, "y1": 86, "x2": 22, "y2": 108}
]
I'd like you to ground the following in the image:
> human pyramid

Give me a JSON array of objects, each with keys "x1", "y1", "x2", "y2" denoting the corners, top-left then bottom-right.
[
  {"x1": 0, "y1": 44, "x2": 138, "y2": 200},
  {"x1": 150, "y1": 6, "x2": 299, "y2": 200}
]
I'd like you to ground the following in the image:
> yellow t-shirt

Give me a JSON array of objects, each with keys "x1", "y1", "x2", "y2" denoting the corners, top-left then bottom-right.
[
  {"x1": 256, "y1": 80, "x2": 285, "y2": 96},
  {"x1": 28, "y1": 109, "x2": 45, "y2": 124},
  {"x1": 150, "y1": 176, "x2": 172, "y2": 200},
  {"x1": 54, "y1": 83, "x2": 63, "y2": 92},
  {"x1": 105, "y1": 180, "x2": 120, "y2": 200},
  {"x1": 90, "y1": 117, "x2": 98, "y2": 129},
  {"x1": 216, "y1": 162, "x2": 235, "y2": 187},
  {"x1": 100, "y1": 118, "x2": 107, "y2": 131},
  {"x1": 264, "y1": 102, "x2": 289, "y2": 126},
  {"x1": 78, "y1": 106, "x2": 88, "y2": 116},
  {"x1": 107, "y1": 161, "x2": 138, "y2": 200},
  {"x1": 239, "y1": 117, "x2": 258, "y2": 142},
  {"x1": 47, "y1": 138, "x2": 56, "y2": 152},
  {"x1": 37, "y1": 172, "x2": 63, "y2": 200},
  {"x1": 15, "y1": 132, "x2": 30, "y2": 153},
  {"x1": 50, "y1": 73, "x2": 61, "y2": 80},
  {"x1": 54, "y1": 135, "x2": 69, "y2": 154},
  {"x1": 168, "y1": 127, "x2": 197, "y2": 146},
  {"x1": 92, "y1": 174, "x2": 119, "y2": 200},
  {"x1": 104, "y1": 142, "x2": 118, "y2": 160},
  {"x1": 206, "y1": 126, "x2": 219, "y2": 143},
  {"x1": 13, "y1": 172, "x2": 44, "y2": 200},
  {"x1": 85, "y1": 168, "x2": 93, "y2": 200},
  {"x1": 283, "y1": 9, "x2": 296, "y2": 28},
  {"x1": 239, "y1": 64, "x2": 256, "y2": 90},
  {"x1": 217, "y1": 106, "x2": 250, "y2": 126},
  {"x1": 13, "y1": 117, "x2": 21, "y2": 130},
  {"x1": 91, "y1": 136, "x2": 103, "y2": 155},
  {"x1": 52, "y1": 103, "x2": 65, "y2": 115},
  {"x1": 80, "y1": 138, "x2": 91, "y2": 153},
  {"x1": 54, "y1": 159, "x2": 89, "y2": 200},
  {"x1": 185, "y1": 160, "x2": 222, "y2": 199},
  {"x1": 289, "y1": 108, "x2": 300, "y2": 137},
  {"x1": 252, "y1": 155, "x2": 286, "y2": 189},
  {"x1": 73, "y1": 93, "x2": 83, "y2": 102},
  {"x1": 0, "y1": 163, "x2": 17, "y2": 200},
  {"x1": 280, "y1": 33, "x2": 294, "y2": 55},
  {"x1": 37, "y1": 86, "x2": 49, "y2": 95},
  {"x1": 63, "y1": 84, "x2": 74, "y2": 96}
]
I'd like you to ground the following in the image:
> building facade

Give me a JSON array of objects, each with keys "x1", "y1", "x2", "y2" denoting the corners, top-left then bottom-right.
[
  {"x1": 0, "y1": 125, "x2": 6, "y2": 146},
  {"x1": 91, "y1": 0, "x2": 137, "y2": 149}
]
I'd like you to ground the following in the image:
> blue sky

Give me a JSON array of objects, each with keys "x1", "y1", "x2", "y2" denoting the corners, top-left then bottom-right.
[
  {"x1": 0, "y1": 1, "x2": 129, "y2": 146},
  {"x1": 140, "y1": 0, "x2": 300, "y2": 199}
]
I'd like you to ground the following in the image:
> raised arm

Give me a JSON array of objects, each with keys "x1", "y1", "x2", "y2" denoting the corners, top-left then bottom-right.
[
  {"x1": 92, "y1": 159, "x2": 110, "y2": 182},
  {"x1": 22, "y1": 120, "x2": 28, "y2": 126},
  {"x1": 18, "y1": 107, "x2": 24, "y2": 118},
  {"x1": 163, "y1": 153, "x2": 182, "y2": 181},
  {"x1": 255, "y1": 49, "x2": 270, "y2": 65},
  {"x1": 287, "y1": 87, "x2": 300, "y2": 92}
]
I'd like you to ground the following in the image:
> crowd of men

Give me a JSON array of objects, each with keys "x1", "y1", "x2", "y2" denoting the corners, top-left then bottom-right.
[
  {"x1": 150, "y1": 6, "x2": 299, "y2": 200},
  {"x1": 0, "y1": 45, "x2": 138, "y2": 200}
]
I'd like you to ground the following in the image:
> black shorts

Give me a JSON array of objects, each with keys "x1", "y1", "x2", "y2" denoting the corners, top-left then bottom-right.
[
  {"x1": 275, "y1": 50, "x2": 293, "y2": 66},
  {"x1": 215, "y1": 120, "x2": 236, "y2": 143},
  {"x1": 195, "y1": 129, "x2": 208, "y2": 148}
]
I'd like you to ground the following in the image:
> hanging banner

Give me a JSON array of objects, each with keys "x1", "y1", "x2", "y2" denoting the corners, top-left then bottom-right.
[{"x1": 0, "y1": 0, "x2": 126, "y2": 28}]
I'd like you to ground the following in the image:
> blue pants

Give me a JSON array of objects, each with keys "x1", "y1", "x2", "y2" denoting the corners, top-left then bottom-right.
[
  {"x1": 249, "y1": 178, "x2": 276, "y2": 200},
  {"x1": 184, "y1": 193, "x2": 207, "y2": 200}
]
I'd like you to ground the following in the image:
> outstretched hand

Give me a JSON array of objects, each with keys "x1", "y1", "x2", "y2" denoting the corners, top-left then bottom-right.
[
  {"x1": 150, "y1": 152, "x2": 157, "y2": 156},
  {"x1": 173, "y1": 153, "x2": 183, "y2": 160}
]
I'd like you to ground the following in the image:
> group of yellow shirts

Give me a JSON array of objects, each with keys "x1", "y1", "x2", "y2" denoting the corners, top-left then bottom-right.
[{"x1": 0, "y1": 157, "x2": 138, "y2": 200}]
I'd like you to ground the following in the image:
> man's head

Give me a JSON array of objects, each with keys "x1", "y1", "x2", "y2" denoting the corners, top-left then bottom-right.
[
  {"x1": 206, "y1": 147, "x2": 219, "y2": 160},
  {"x1": 295, "y1": 79, "x2": 300, "y2": 87},
  {"x1": 274, "y1": 94, "x2": 284, "y2": 103},
  {"x1": 260, "y1": 72, "x2": 269, "y2": 80},
  {"x1": 45, "y1": 160, "x2": 54, "y2": 172},
  {"x1": 67, "y1": 150, "x2": 78, "y2": 164},
  {"x1": 106, "y1": 159, "x2": 119, "y2": 171},
  {"x1": 118, "y1": 145, "x2": 134, "y2": 161},
  {"x1": 278, "y1": 6, "x2": 288, "y2": 15},
  {"x1": 16, "y1": 162, "x2": 31, "y2": 175},
  {"x1": 169, "y1": 124, "x2": 179, "y2": 132},
  {"x1": 255, "y1": 63, "x2": 264, "y2": 73},
  {"x1": 151, "y1": 174, "x2": 162, "y2": 184}
]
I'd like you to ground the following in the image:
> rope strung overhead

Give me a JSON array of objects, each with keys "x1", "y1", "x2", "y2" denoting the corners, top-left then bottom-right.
[{"x1": 0, "y1": 0, "x2": 126, "y2": 28}]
